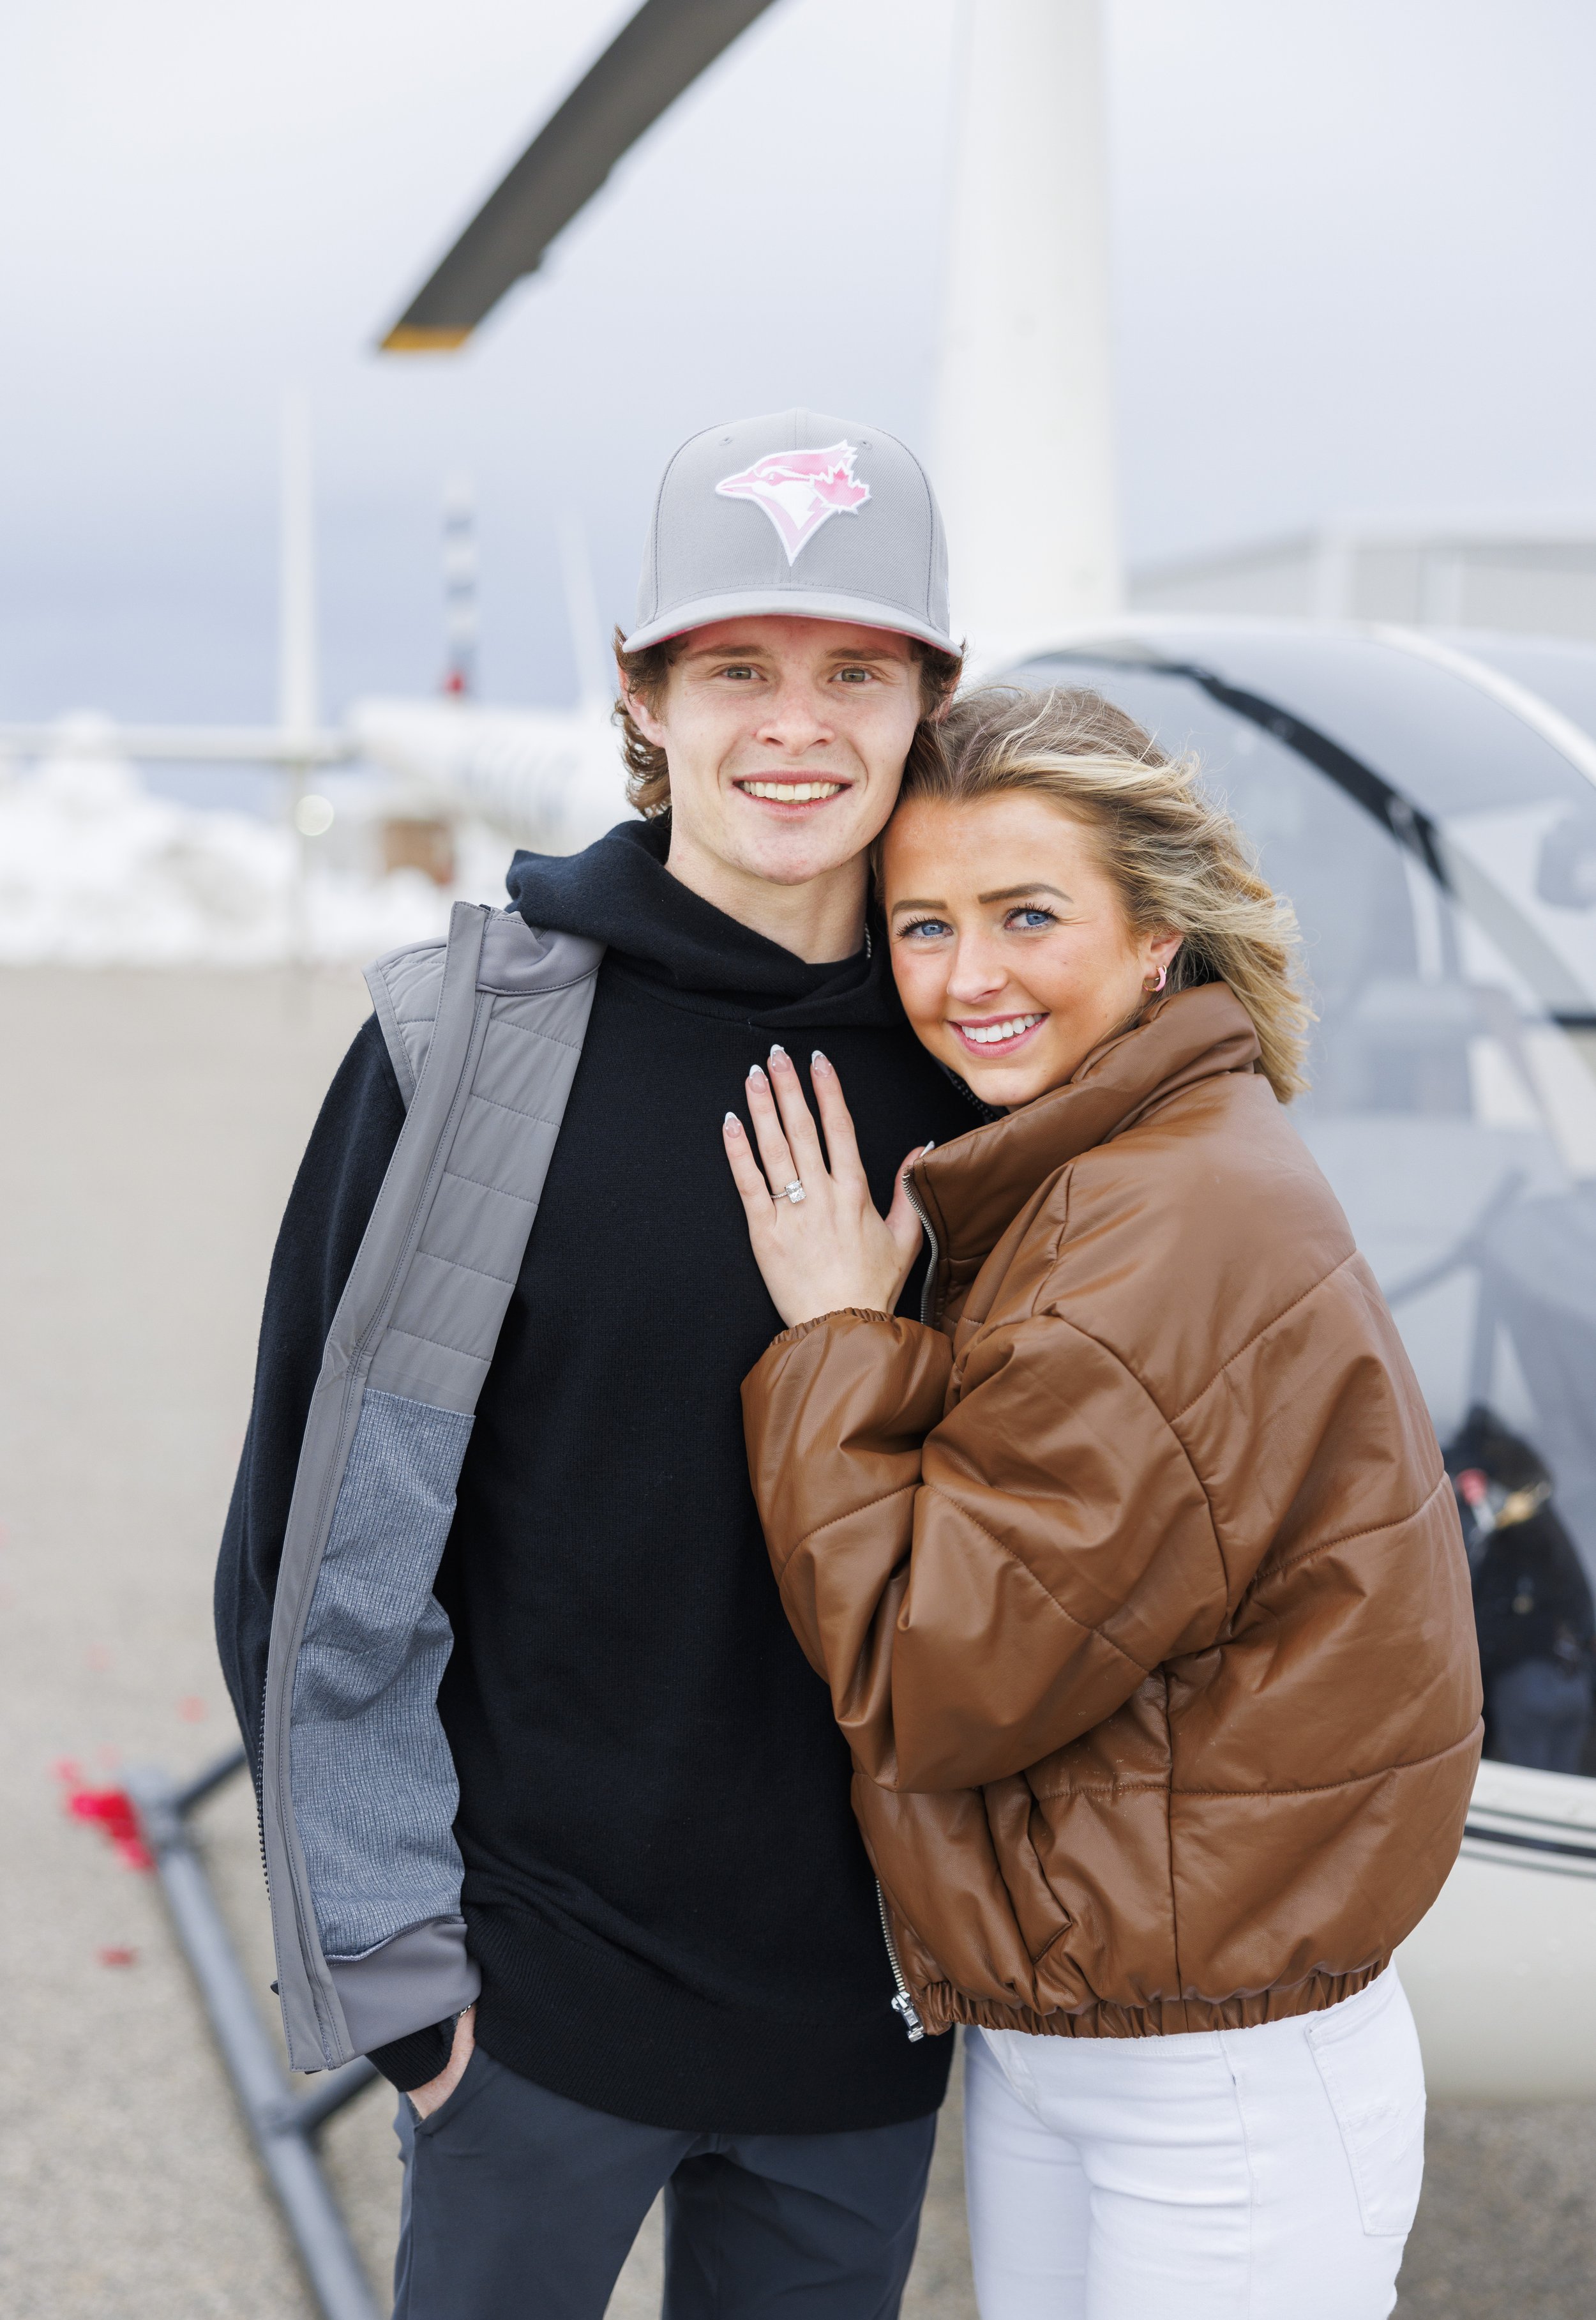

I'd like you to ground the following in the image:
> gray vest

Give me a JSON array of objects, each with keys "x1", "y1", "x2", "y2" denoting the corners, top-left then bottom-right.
[{"x1": 261, "y1": 903, "x2": 603, "y2": 2071}]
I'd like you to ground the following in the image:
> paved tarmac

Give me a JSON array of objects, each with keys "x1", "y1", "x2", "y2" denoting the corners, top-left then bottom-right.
[{"x1": 1, "y1": 963, "x2": 1592, "y2": 2318}]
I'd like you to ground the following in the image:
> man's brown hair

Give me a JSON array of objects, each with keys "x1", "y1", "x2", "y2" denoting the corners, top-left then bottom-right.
[{"x1": 612, "y1": 627, "x2": 964, "y2": 818}]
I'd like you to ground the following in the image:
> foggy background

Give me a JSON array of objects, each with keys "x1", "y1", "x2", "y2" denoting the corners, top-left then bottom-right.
[{"x1": 4, "y1": 0, "x2": 1593, "y2": 727}]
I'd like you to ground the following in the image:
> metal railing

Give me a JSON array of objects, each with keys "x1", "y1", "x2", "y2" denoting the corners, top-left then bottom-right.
[{"x1": 125, "y1": 1752, "x2": 382, "y2": 2320}]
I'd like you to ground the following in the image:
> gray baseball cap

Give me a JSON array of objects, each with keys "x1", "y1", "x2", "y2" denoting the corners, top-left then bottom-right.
[{"x1": 623, "y1": 407, "x2": 956, "y2": 656}]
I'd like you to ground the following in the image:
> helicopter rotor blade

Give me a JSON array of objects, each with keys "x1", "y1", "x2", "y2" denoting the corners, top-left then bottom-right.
[{"x1": 380, "y1": 0, "x2": 781, "y2": 351}]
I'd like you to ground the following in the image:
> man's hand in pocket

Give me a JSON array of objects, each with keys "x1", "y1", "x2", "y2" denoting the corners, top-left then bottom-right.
[{"x1": 407, "y1": 2003, "x2": 477, "y2": 2120}]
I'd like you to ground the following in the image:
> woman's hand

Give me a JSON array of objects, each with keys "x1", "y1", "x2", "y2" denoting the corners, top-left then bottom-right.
[{"x1": 722, "y1": 1045, "x2": 928, "y2": 1330}]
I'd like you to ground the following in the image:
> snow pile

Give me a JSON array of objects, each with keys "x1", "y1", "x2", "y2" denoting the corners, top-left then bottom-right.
[{"x1": 0, "y1": 743, "x2": 458, "y2": 966}]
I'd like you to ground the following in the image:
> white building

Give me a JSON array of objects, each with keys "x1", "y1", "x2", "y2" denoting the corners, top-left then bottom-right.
[{"x1": 1133, "y1": 518, "x2": 1596, "y2": 639}]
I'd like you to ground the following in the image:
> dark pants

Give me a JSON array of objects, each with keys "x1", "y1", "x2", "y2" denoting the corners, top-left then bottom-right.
[
  {"x1": 392, "y1": 2046, "x2": 937, "y2": 2320},
  {"x1": 1489, "y1": 1655, "x2": 1593, "y2": 1774}
]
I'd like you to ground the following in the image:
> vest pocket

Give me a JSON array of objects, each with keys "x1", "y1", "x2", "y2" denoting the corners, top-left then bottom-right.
[{"x1": 1306, "y1": 1970, "x2": 1426, "y2": 2238}]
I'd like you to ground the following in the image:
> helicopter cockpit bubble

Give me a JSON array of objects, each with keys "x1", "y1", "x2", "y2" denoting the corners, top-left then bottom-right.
[{"x1": 1013, "y1": 619, "x2": 1596, "y2": 1778}]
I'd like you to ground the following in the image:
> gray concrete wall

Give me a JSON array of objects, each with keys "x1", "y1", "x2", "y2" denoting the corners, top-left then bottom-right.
[{"x1": 1131, "y1": 536, "x2": 1596, "y2": 642}]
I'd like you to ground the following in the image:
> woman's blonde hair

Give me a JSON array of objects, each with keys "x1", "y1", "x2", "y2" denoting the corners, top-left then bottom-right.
[{"x1": 898, "y1": 685, "x2": 1311, "y2": 1102}]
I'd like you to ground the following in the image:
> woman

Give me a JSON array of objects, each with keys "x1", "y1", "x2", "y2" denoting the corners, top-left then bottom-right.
[{"x1": 720, "y1": 688, "x2": 1482, "y2": 2319}]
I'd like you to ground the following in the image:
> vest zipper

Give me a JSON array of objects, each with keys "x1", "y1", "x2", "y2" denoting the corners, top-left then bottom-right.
[
  {"x1": 256, "y1": 1679, "x2": 271, "y2": 1894},
  {"x1": 877, "y1": 1882, "x2": 925, "y2": 2040}
]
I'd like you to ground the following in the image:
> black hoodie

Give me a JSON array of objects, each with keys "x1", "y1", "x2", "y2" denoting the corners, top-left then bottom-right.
[{"x1": 216, "y1": 821, "x2": 970, "y2": 2130}]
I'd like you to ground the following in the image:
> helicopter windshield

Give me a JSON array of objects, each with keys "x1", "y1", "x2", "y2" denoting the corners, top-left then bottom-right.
[{"x1": 1017, "y1": 627, "x2": 1596, "y2": 1614}]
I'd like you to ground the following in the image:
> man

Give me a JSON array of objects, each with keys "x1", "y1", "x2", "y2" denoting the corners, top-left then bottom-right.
[{"x1": 216, "y1": 411, "x2": 978, "y2": 2318}]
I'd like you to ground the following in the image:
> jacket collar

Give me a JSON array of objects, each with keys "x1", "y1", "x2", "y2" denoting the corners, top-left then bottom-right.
[{"x1": 910, "y1": 983, "x2": 1263, "y2": 1321}]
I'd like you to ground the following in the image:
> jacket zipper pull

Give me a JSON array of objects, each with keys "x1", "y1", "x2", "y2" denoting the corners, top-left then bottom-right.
[
  {"x1": 877, "y1": 1881, "x2": 927, "y2": 2041},
  {"x1": 891, "y1": 1989, "x2": 927, "y2": 2042}
]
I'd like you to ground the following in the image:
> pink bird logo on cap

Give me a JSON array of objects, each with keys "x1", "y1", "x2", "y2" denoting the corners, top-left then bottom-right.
[{"x1": 715, "y1": 441, "x2": 870, "y2": 565}]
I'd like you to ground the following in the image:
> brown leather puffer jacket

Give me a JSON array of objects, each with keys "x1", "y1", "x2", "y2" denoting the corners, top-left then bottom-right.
[{"x1": 743, "y1": 983, "x2": 1482, "y2": 2040}]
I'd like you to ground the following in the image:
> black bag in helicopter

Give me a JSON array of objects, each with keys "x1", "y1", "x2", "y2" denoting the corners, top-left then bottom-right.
[{"x1": 1447, "y1": 1402, "x2": 1596, "y2": 1775}]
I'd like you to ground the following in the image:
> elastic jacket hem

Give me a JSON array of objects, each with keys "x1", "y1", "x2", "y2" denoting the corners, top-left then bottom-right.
[{"x1": 914, "y1": 1961, "x2": 1388, "y2": 2040}]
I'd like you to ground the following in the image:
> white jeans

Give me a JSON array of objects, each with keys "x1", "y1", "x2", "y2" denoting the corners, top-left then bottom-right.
[{"x1": 963, "y1": 1967, "x2": 1425, "y2": 2320}]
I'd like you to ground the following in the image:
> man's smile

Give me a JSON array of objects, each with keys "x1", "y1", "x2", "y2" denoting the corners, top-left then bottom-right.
[{"x1": 733, "y1": 776, "x2": 851, "y2": 809}]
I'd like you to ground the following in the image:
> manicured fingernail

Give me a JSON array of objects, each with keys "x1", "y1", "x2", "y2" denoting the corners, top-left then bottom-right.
[
  {"x1": 769, "y1": 1044, "x2": 788, "y2": 1063},
  {"x1": 748, "y1": 1063, "x2": 766, "y2": 1082},
  {"x1": 723, "y1": 1112, "x2": 742, "y2": 1133},
  {"x1": 811, "y1": 1049, "x2": 830, "y2": 1073}
]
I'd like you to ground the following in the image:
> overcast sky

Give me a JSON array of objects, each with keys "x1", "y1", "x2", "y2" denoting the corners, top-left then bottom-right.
[{"x1": 3, "y1": 0, "x2": 1595, "y2": 725}]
